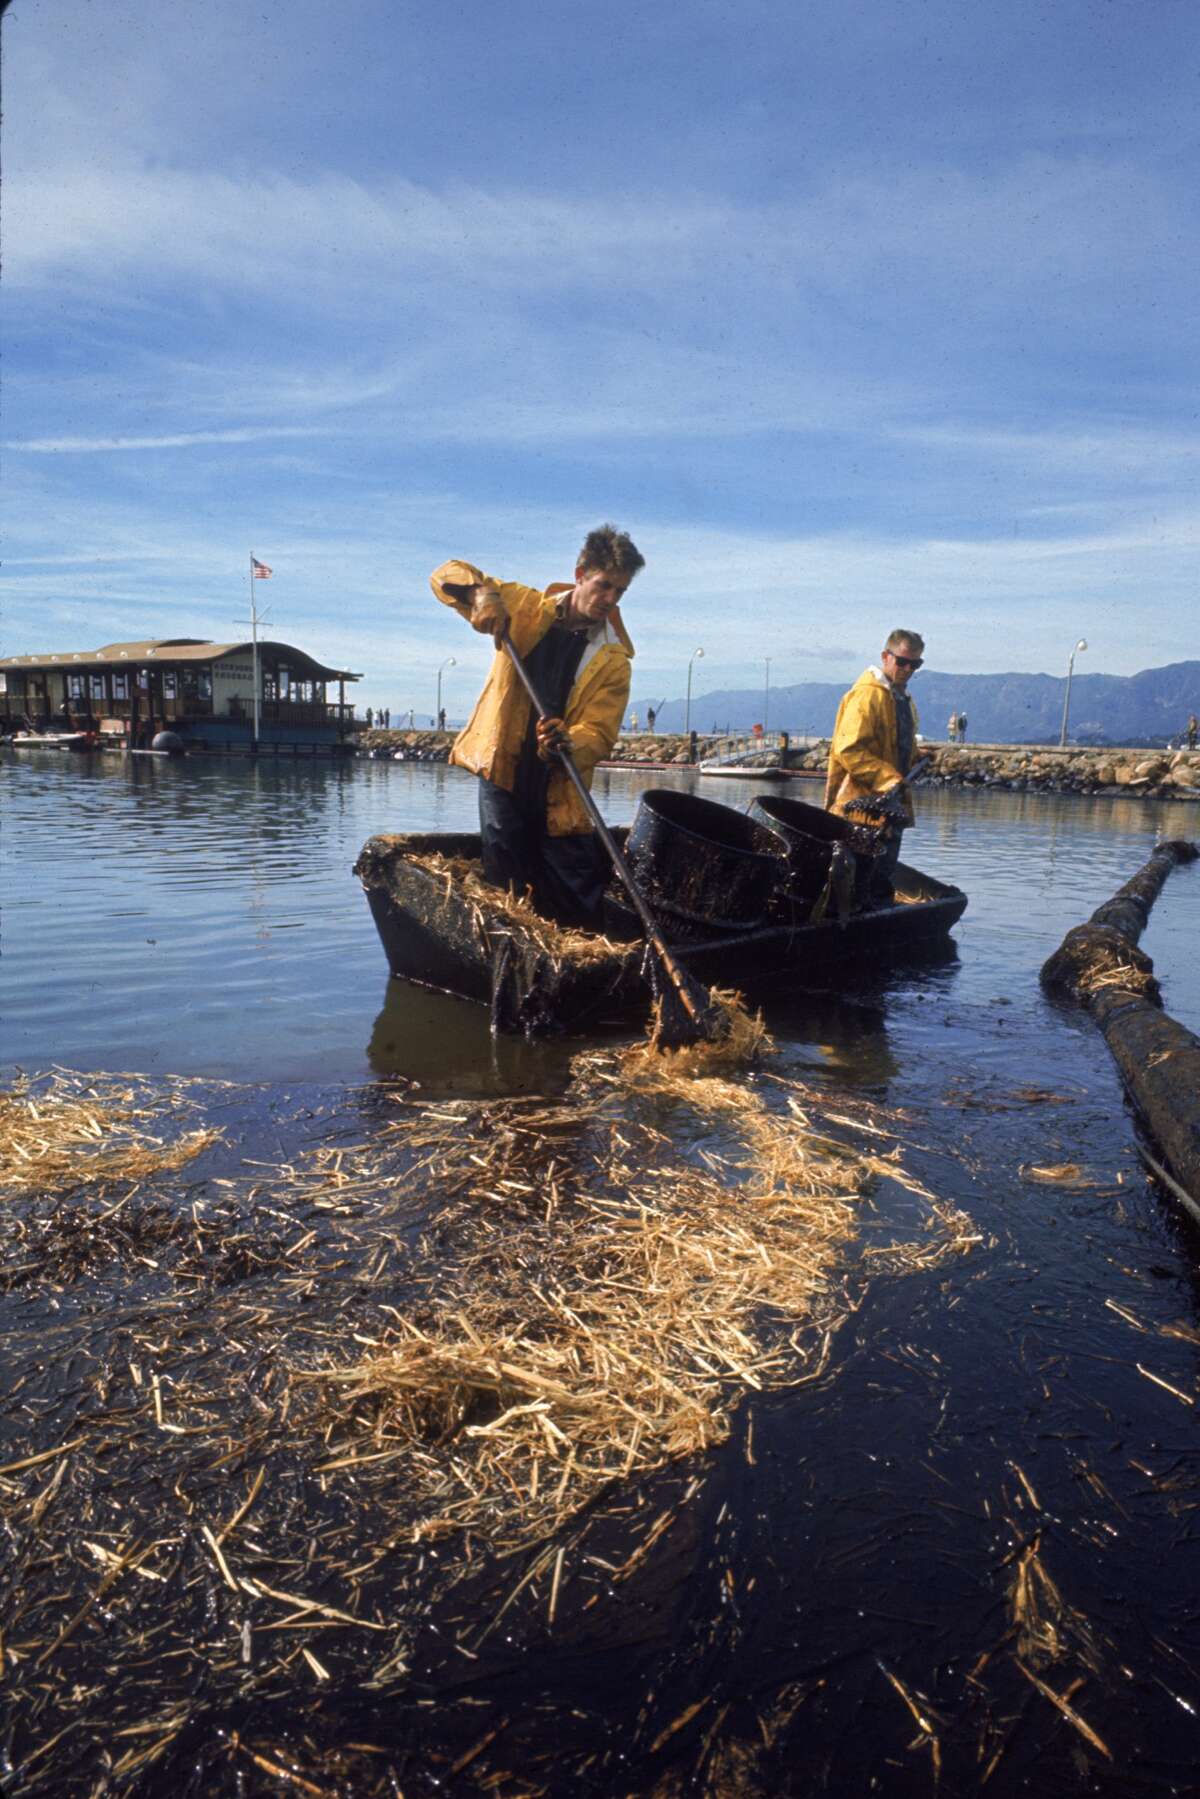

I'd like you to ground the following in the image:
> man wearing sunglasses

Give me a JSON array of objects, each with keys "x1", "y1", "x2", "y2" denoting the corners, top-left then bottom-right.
[{"x1": 825, "y1": 630, "x2": 927, "y2": 901}]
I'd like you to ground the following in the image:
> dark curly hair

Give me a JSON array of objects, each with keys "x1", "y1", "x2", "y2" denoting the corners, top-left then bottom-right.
[{"x1": 578, "y1": 524, "x2": 645, "y2": 579}]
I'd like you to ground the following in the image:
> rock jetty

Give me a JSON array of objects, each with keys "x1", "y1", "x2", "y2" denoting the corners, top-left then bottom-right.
[
  {"x1": 610, "y1": 736, "x2": 1200, "y2": 798},
  {"x1": 357, "y1": 728, "x2": 452, "y2": 760},
  {"x1": 356, "y1": 730, "x2": 1200, "y2": 800},
  {"x1": 356, "y1": 729, "x2": 703, "y2": 766},
  {"x1": 912, "y1": 744, "x2": 1200, "y2": 799}
]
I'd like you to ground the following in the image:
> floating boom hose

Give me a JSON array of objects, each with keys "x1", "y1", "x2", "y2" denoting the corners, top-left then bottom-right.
[{"x1": 1040, "y1": 839, "x2": 1200, "y2": 1209}]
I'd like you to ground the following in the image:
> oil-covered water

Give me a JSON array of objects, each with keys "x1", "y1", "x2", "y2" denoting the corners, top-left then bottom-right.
[{"x1": 2, "y1": 750, "x2": 1199, "y2": 1792}]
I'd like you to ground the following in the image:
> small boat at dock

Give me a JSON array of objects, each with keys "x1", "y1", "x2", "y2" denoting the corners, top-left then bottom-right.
[
  {"x1": 698, "y1": 760, "x2": 788, "y2": 781},
  {"x1": 5, "y1": 730, "x2": 98, "y2": 751},
  {"x1": 697, "y1": 746, "x2": 789, "y2": 780}
]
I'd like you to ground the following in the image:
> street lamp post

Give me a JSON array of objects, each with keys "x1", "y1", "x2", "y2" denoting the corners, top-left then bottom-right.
[
  {"x1": 436, "y1": 656, "x2": 456, "y2": 729},
  {"x1": 684, "y1": 647, "x2": 704, "y2": 737},
  {"x1": 764, "y1": 658, "x2": 771, "y2": 735},
  {"x1": 1058, "y1": 638, "x2": 1088, "y2": 747}
]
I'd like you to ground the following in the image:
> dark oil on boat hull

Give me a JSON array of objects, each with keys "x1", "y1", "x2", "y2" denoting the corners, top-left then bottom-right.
[{"x1": 356, "y1": 831, "x2": 968, "y2": 1033}]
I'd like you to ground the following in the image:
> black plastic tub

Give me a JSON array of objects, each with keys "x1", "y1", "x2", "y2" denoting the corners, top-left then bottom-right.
[
  {"x1": 750, "y1": 792, "x2": 875, "y2": 907},
  {"x1": 750, "y1": 792, "x2": 850, "y2": 846},
  {"x1": 626, "y1": 788, "x2": 788, "y2": 931}
]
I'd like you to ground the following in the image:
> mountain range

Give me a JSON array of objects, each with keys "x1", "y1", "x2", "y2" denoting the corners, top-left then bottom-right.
[{"x1": 638, "y1": 661, "x2": 1200, "y2": 746}]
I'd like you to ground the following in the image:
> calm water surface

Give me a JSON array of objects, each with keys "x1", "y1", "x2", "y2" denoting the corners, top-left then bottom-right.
[{"x1": 3, "y1": 748, "x2": 1197, "y2": 1082}]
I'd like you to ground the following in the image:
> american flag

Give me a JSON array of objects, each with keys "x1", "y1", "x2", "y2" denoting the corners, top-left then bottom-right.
[{"x1": 251, "y1": 557, "x2": 273, "y2": 578}]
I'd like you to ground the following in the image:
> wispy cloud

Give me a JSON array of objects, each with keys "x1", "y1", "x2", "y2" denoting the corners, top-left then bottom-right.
[
  {"x1": 8, "y1": 152, "x2": 1190, "y2": 338},
  {"x1": 7, "y1": 426, "x2": 334, "y2": 455},
  {"x1": 5, "y1": 0, "x2": 1197, "y2": 709}
]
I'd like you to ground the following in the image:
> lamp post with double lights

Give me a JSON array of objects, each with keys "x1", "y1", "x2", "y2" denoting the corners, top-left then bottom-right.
[
  {"x1": 1058, "y1": 639, "x2": 1088, "y2": 748},
  {"x1": 684, "y1": 646, "x2": 704, "y2": 737},
  {"x1": 764, "y1": 658, "x2": 771, "y2": 734},
  {"x1": 436, "y1": 656, "x2": 456, "y2": 730}
]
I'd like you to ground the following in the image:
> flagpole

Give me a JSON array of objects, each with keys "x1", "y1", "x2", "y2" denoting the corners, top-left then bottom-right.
[{"x1": 249, "y1": 555, "x2": 261, "y2": 749}]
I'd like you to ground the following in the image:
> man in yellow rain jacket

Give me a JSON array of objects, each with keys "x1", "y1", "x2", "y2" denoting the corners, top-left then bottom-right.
[
  {"x1": 431, "y1": 524, "x2": 645, "y2": 924},
  {"x1": 825, "y1": 629, "x2": 926, "y2": 902}
]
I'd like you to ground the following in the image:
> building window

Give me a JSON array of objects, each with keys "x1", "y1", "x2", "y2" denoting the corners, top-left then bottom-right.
[
  {"x1": 68, "y1": 673, "x2": 86, "y2": 701},
  {"x1": 163, "y1": 672, "x2": 178, "y2": 700},
  {"x1": 113, "y1": 672, "x2": 129, "y2": 701},
  {"x1": 90, "y1": 674, "x2": 106, "y2": 702}
]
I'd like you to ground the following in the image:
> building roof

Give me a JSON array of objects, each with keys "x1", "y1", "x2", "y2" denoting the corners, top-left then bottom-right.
[{"x1": 0, "y1": 638, "x2": 361, "y2": 681}]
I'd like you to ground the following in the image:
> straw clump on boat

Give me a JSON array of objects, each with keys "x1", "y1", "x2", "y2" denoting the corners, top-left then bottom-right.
[{"x1": 411, "y1": 849, "x2": 624, "y2": 966}]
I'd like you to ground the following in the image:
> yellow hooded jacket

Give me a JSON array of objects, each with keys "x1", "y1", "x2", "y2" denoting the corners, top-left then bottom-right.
[
  {"x1": 431, "y1": 560, "x2": 634, "y2": 836},
  {"x1": 824, "y1": 667, "x2": 921, "y2": 826}
]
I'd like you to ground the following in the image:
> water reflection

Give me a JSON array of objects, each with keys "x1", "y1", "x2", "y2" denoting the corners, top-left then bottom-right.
[
  {"x1": 2, "y1": 753, "x2": 1196, "y2": 1078},
  {"x1": 365, "y1": 976, "x2": 584, "y2": 1097},
  {"x1": 762, "y1": 990, "x2": 900, "y2": 1084}
]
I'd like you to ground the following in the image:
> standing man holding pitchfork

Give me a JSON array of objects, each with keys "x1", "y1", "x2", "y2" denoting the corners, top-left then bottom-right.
[{"x1": 431, "y1": 525, "x2": 645, "y2": 925}]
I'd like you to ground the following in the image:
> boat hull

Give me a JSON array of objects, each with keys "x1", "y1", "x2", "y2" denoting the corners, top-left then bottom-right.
[
  {"x1": 6, "y1": 732, "x2": 96, "y2": 751},
  {"x1": 698, "y1": 763, "x2": 788, "y2": 780},
  {"x1": 356, "y1": 830, "x2": 968, "y2": 1035}
]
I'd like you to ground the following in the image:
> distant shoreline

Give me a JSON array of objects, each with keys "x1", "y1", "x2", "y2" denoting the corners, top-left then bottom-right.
[{"x1": 352, "y1": 729, "x2": 1200, "y2": 801}]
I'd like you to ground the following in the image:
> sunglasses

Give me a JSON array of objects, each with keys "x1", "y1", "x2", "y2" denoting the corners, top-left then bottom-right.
[{"x1": 887, "y1": 652, "x2": 923, "y2": 670}]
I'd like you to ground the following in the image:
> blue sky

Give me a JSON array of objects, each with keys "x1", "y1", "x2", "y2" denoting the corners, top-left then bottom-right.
[{"x1": 3, "y1": 0, "x2": 1197, "y2": 719}]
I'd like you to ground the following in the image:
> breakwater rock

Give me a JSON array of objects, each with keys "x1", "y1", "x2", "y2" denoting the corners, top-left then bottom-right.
[
  {"x1": 357, "y1": 733, "x2": 1200, "y2": 798},
  {"x1": 916, "y1": 744, "x2": 1200, "y2": 799},
  {"x1": 357, "y1": 728, "x2": 452, "y2": 761},
  {"x1": 604, "y1": 733, "x2": 699, "y2": 766},
  {"x1": 760, "y1": 741, "x2": 1200, "y2": 796}
]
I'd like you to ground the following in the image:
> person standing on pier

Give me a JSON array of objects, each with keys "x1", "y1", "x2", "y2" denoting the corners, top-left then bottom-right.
[
  {"x1": 1187, "y1": 713, "x2": 1198, "y2": 750},
  {"x1": 825, "y1": 630, "x2": 926, "y2": 901},
  {"x1": 431, "y1": 524, "x2": 645, "y2": 924}
]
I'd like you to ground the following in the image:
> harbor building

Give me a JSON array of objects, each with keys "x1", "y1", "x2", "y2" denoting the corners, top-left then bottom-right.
[{"x1": 0, "y1": 637, "x2": 361, "y2": 755}]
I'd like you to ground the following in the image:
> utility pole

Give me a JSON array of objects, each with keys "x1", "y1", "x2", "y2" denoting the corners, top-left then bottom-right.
[{"x1": 1059, "y1": 638, "x2": 1088, "y2": 747}]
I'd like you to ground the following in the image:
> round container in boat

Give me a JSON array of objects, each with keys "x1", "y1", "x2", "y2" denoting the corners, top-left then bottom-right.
[
  {"x1": 626, "y1": 788, "x2": 788, "y2": 931},
  {"x1": 749, "y1": 792, "x2": 849, "y2": 845},
  {"x1": 750, "y1": 793, "x2": 874, "y2": 907}
]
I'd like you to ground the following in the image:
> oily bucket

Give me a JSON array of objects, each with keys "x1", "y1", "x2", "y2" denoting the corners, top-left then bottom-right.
[
  {"x1": 626, "y1": 788, "x2": 788, "y2": 932},
  {"x1": 749, "y1": 792, "x2": 875, "y2": 907}
]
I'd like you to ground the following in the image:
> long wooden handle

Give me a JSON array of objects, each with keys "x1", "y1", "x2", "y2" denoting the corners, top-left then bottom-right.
[{"x1": 499, "y1": 628, "x2": 704, "y2": 1015}]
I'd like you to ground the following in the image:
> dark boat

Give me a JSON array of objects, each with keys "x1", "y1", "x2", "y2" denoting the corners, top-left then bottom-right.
[{"x1": 355, "y1": 805, "x2": 967, "y2": 1035}]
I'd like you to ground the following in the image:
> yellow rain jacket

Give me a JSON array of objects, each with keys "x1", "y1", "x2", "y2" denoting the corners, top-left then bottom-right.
[
  {"x1": 824, "y1": 667, "x2": 921, "y2": 826},
  {"x1": 431, "y1": 560, "x2": 634, "y2": 836}
]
